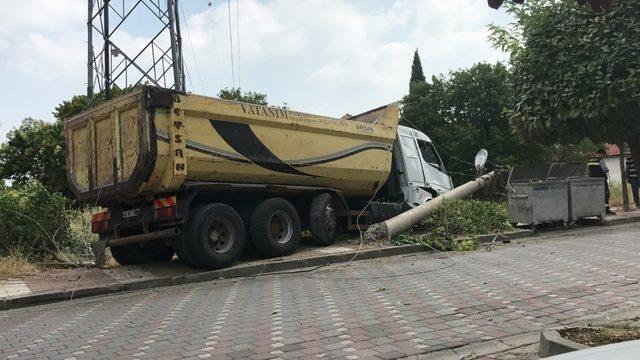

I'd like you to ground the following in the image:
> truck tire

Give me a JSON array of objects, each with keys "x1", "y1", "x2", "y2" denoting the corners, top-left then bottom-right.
[
  {"x1": 249, "y1": 198, "x2": 301, "y2": 257},
  {"x1": 174, "y1": 227, "x2": 202, "y2": 267},
  {"x1": 185, "y1": 203, "x2": 245, "y2": 269},
  {"x1": 109, "y1": 241, "x2": 174, "y2": 265},
  {"x1": 309, "y1": 193, "x2": 338, "y2": 246}
]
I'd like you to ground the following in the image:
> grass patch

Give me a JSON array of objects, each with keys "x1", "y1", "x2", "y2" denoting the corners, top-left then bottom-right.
[
  {"x1": 393, "y1": 199, "x2": 512, "y2": 251},
  {"x1": 0, "y1": 250, "x2": 38, "y2": 277}
]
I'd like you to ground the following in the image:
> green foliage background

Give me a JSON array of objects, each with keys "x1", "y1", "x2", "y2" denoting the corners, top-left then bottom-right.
[
  {"x1": 402, "y1": 62, "x2": 552, "y2": 184},
  {"x1": 489, "y1": 0, "x2": 640, "y2": 169},
  {"x1": 0, "y1": 182, "x2": 76, "y2": 260},
  {"x1": 218, "y1": 87, "x2": 269, "y2": 105}
]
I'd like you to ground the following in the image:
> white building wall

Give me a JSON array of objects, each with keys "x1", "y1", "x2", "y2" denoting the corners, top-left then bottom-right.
[{"x1": 604, "y1": 156, "x2": 623, "y2": 184}]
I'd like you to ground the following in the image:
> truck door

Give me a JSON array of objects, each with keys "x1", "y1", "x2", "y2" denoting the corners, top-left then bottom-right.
[
  {"x1": 399, "y1": 135, "x2": 426, "y2": 185},
  {"x1": 416, "y1": 139, "x2": 453, "y2": 194}
]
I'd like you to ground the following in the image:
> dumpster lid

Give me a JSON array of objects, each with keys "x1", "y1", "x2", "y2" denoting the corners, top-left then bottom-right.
[{"x1": 508, "y1": 163, "x2": 588, "y2": 184}]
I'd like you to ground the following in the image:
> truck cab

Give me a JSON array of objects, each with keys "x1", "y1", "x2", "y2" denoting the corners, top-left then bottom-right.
[{"x1": 395, "y1": 125, "x2": 453, "y2": 207}]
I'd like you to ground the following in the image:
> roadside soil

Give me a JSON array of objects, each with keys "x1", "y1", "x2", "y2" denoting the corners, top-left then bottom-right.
[{"x1": 558, "y1": 326, "x2": 640, "y2": 347}]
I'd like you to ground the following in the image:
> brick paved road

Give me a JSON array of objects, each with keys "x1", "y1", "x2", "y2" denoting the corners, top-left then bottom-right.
[{"x1": 2, "y1": 223, "x2": 640, "y2": 360}]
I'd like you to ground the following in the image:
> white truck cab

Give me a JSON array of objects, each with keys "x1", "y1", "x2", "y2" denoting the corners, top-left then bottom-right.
[{"x1": 396, "y1": 125, "x2": 454, "y2": 207}]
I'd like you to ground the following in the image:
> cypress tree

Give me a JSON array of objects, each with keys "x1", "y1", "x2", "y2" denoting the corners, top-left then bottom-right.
[{"x1": 410, "y1": 49, "x2": 426, "y2": 86}]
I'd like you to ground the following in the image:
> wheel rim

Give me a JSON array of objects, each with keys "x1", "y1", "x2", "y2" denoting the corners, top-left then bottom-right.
[
  {"x1": 208, "y1": 217, "x2": 235, "y2": 254},
  {"x1": 269, "y1": 210, "x2": 293, "y2": 245}
]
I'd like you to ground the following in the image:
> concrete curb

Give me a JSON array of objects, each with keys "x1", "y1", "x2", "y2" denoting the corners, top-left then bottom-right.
[
  {"x1": 606, "y1": 215, "x2": 640, "y2": 226},
  {"x1": 536, "y1": 306, "x2": 640, "y2": 357},
  {"x1": 539, "y1": 329, "x2": 588, "y2": 358},
  {"x1": 2, "y1": 215, "x2": 639, "y2": 311},
  {"x1": 476, "y1": 229, "x2": 533, "y2": 243}
]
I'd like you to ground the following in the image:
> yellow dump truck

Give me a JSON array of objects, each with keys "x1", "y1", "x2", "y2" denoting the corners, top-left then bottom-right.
[{"x1": 65, "y1": 86, "x2": 453, "y2": 268}]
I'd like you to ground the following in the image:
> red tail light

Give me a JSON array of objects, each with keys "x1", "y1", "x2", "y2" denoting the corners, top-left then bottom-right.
[
  {"x1": 154, "y1": 196, "x2": 177, "y2": 220},
  {"x1": 91, "y1": 211, "x2": 111, "y2": 233},
  {"x1": 155, "y1": 206, "x2": 177, "y2": 219}
]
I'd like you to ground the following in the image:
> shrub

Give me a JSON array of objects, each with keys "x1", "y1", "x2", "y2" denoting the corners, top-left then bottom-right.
[
  {"x1": 0, "y1": 181, "x2": 75, "y2": 260},
  {"x1": 67, "y1": 207, "x2": 98, "y2": 261},
  {"x1": 393, "y1": 199, "x2": 511, "y2": 251}
]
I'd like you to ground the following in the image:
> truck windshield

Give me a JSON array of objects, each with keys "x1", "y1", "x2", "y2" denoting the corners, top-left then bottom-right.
[{"x1": 417, "y1": 140, "x2": 444, "y2": 171}]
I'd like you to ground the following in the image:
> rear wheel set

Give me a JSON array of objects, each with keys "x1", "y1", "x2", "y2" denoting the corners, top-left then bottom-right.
[
  {"x1": 248, "y1": 198, "x2": 301, "y2": 258},
  {"x1": 175, "y1": 193, "x2": 337, "y2": 268},
  {"x1": 309, "y1": 193, "x2": 338, "y2": 246}
]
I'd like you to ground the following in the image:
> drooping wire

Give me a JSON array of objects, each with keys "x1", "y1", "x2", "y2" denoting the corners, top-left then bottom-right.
[
  {"x1": 226, "y1": 0, "x2": 235, "y2": 87},
  {"x1": 183, "y1": 58, "x2": 196, "y2": 93},
  {"x1": 236, "y1": 0, "x2": 241, "y2": 88},
  {"x1": 180, "y1": 1, "x2": 206, "y2": 93}
]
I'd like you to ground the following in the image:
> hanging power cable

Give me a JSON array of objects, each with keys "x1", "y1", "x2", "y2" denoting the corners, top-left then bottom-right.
[
  {"x1": 180, "y1": 1, "x2": 206, "y2": 93},
  {"x1": 184, "y1": 58, "x2": 196, "y2": 93},
  {"x1": 226, "y1": 0, "x2": 236, "y2": 87},
  {"x1": 236, "y1": 0, "x2": 241, "y2": 88}
]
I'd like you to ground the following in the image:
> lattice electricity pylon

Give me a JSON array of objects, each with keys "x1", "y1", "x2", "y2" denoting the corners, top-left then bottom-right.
[{"x1": 87, "y1": 0, "x2": 186, "y2": 103}]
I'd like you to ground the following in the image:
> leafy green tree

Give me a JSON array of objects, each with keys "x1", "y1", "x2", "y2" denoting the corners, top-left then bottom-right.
[
  {"x1": 489, "y1": 0, "x2": 640, "y2": 167},
  {"x1": 54, "y1": 85, "x2": 130, "y2": 120},
  {"x1": 0, "y1": 118, "x2": 68, "y2": 196},
  {"x1": 410, "y1": 49, "x2": 426, "y2": 85},
  {"x1": 402, "y1": 62, "x2": 551, "y2": 184},
  {"x1": 218, "y1": 87, "x2": 268, "y2": 105}
]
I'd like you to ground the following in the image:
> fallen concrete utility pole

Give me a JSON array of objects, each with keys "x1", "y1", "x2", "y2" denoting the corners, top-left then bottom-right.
[{"x1": 364, "y1": 171, "x2": 496, "y2": 242}]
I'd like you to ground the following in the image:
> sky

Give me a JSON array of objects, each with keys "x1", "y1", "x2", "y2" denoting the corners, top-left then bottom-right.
[{"x1": 0, "y1": 0, "x2": 511, "y2": 140}]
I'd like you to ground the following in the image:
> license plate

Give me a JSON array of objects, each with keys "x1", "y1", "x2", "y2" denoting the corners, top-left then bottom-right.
[{"x1": 122, "y1": 209, "x2": 140, "y2": 218}]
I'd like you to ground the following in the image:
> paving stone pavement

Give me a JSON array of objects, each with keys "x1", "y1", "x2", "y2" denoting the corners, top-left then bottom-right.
[{"x1": 2, "y1": 223, "x2": 640, "y2": 359}]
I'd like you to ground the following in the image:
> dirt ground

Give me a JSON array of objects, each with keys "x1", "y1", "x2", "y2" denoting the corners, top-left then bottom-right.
[{"x1": 559, "y1": 326, "x2": 640, "y2": 347}]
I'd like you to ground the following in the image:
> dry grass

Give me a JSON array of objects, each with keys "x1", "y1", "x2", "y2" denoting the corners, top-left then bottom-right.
[
  {"x1": 0, "y1": 250, "x2": 38, "y2": 277},
  {"x1": 560, "y1": 326, "x2": 640, "y2": 347},
  {"x1": 68, "y1": 208, "x2": 98, "y2": 248},
  {"x1": 609, "y1": 182, "x2": 638, "y2": 209}
]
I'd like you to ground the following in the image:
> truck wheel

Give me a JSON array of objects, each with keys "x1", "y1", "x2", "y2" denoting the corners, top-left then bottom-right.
[
  {"x1": 309, "y1": 193, "x2": 338, "y2": 246},
  {"x1": 174, "y1": 227, "x2": 202, "y2": 267},
  {"x1": 185, "y1": 203, "x2": 245, "y2": 269},
  {"x1": 249, "y1": 198, "x2": 301, "y2": 257}
]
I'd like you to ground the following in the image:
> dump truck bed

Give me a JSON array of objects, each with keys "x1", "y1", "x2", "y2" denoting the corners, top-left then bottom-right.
[{"x1": 65, "y1": 86, "x2": 400, "y2": 205}]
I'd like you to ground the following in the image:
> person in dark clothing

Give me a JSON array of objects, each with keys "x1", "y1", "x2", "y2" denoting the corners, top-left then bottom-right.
[
  {"x1": 626, "y1": 155, "x2": 639, "y2": 208},
  {"x1": 588, "y1": 149, "x2": 616, "y2": 215}
]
